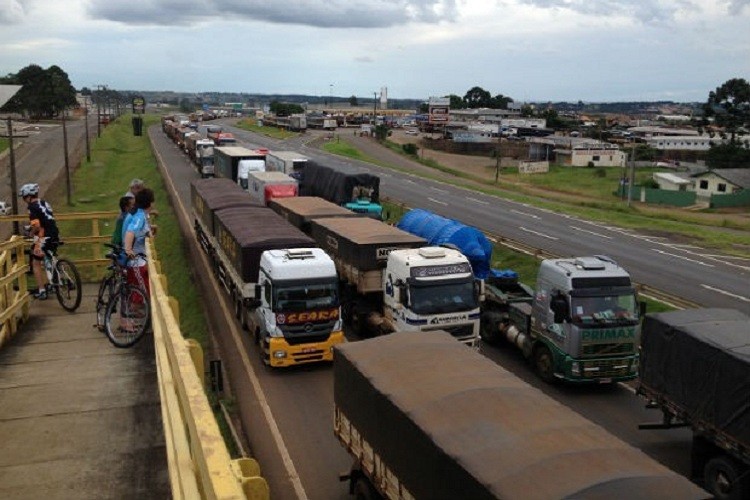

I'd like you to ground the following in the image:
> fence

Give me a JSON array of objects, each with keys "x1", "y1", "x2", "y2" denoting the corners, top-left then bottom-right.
[
  {"x1": 711, "y1": 189, "x2": 750, "y2": 208},
  {"x1": 0, "y1": 236, "x2": 30, "y2": 349}
]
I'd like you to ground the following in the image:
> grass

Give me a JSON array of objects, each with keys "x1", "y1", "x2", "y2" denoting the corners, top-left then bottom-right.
[
  {"x1": 322, "y1": 140, "x2": 383, "y2": 164},
  {"x1": 46, "y1": 113, "x2": 209, "y2": 349},
  {"x1": 0, "y1": 137, "x2": 8, "y2": 155},
  {"x1": 235, "y1": 118, "x2": 299, "y2": 140}
]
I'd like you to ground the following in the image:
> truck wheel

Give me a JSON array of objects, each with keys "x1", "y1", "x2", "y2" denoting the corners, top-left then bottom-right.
[
  {"x1": 353, "y1": 477, "x2": 380, "y2": 500},
  {"x1": 479, "y1": 313, "x2": 500, "y2": 344},
  {"x1": 533, "y1": 346, "x2": 556, "y2": 384},
  {"x1": 705, "y1": 456, "x2": 749, "y2": 500}
]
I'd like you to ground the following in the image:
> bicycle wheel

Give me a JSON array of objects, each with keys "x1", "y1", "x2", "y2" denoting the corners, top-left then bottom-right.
[
  {"x1": 104, "y1": 284, "x2": 150, "y2": 348},
  {"x1": 55, "y1": 258, "x2": 82, "y2": 312},
  {"x1": 95, "y1": 275, "x2": 117, "y2": 332}
]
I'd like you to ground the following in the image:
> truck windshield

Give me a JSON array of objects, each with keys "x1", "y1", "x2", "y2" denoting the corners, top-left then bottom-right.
[
  {"x1": 570, "y1": 292, "x2": 638, "y2": 325},
  {"x1": 274, "y1": 282, "x2": 338, "y2": 311},
  {"x1": 409, "y1": 279, "x2": 478, "y2": 315}
]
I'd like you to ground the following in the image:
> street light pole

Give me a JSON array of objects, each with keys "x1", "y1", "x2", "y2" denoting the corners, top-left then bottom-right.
[
  {"x1": 61, "y1": 108, "x2": 72, "y2": 206},
  {"x1": 84, "y1": 96, "x2": 91, "y2": 162},
  {"x1": 6, "y1": 117, "x2": 20, "y2": 234}
]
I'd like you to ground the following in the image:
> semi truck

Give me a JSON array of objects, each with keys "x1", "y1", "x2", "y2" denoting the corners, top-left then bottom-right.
[
  {"x1": 185, "y1": 134, "x2": 215, "y2": 177},
  {"x1": 207, "y1": 125, "x2": 237, "y2": 146},
  {"x1": 191, "y1": 178, "x2": 344, "y2": 367},
  {"x1": 300, "y1": 161, "x2": 382, "y2": 218},
  {"x1": 638, "y1": 308, "x2": 750, "y2": 500},
  {"x1": 334, "y1": 332, "x2": 708, "y2": 500},
  {"x1": 214, "y1": 146, "x2": 266, "y2": 190},
  {"x1": 246, "y1": 171, "x2": 298, "y2": 206},
  {"x1": 265, "y1": 150, "x2": 308, "y2": 179},
  {"x1": 397, "y1": 209, "x2": 641, "y2": 384},
  {"x1": 270, "y1": 198, "x2": 481, "y2": 344}
]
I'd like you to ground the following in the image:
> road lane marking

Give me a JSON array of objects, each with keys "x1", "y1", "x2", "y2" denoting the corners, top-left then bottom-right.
[
  {"x1": 651, "y1": 249, "x2": 715, "y2": 267},
  {"x1": 520, "y1": 227, "x2": 558, "y2": 240},
  {"x1": 570, "y1": 226, "x2": 613, "y2": 239},
  {"x1": 511, "y1": 209, "x2": 539, "y2": 219},
  {"x1": 428, "y1": 197, "x2": 448, "y2": 206},
  {"x1": 430, "y1": 186, "x2": 448, "y2": 194},
  {"x1": 701, "y1": 284, "x2": 750, "y2": 303},
  {"x1": 468, "y1": 197, "x2": 489, "y2": 205}
]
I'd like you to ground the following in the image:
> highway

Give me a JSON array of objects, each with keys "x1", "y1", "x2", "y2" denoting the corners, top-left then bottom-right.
[{"x1": 151, "y1": 122, "x2": 707, "y2": 499}]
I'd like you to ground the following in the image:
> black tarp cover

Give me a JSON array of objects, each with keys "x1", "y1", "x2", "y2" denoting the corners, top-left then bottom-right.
[
  {"x1": 640, "y1": 308, "x2": 750, "y2": 448},
  {"x1": 299, "y1": 161, "x2": 380, "y2": 205},
  {"x1": 334, "y1": 332, "x2": 708, "y2": 500}
]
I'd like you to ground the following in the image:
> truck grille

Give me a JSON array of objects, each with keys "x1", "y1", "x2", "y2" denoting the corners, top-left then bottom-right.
[
  {"x1": 581, "y1": 343, "x2": 635, "y2": 357},
  {"x1": 425, "y1": 324, "x2": 474, "y2": 339},
  {"x1": 581, "y1": 358, "x2": 631, "y2": 378}
]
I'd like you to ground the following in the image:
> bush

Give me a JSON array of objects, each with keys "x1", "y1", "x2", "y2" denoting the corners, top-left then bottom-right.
[
  {"x1": 587, "y1": 161, "x2": 595, "y2": 168},
  {"x1": 642, "y1": 178, "x2": 659, "y2": 189},
  {"x1": 402, "y1": 143, "x2": 418, "y2": 156}
]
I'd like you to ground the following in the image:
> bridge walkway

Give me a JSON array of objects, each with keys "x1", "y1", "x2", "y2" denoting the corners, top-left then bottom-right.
[{"x1": 0, "y1": 283, "x2": 170, "y2": 499}]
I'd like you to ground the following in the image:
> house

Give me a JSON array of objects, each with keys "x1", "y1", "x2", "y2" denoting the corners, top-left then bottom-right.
[
  {"x1": 691, "y1": 169, "x2": 750, "y2": 198},
  {"x1": 653, "y1": 172, "x2": 692, "y2": 191}
]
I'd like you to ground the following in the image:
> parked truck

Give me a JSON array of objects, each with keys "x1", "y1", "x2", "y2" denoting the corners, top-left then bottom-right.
[
  {"x1": 335, "y1": 331, "x2": 708, "y2": 499},
  {"x1": 309, "y1": 211, "x2": 479, "y2": 344},
  {"x1": 191, "y1": 178, "x2": 344, "y2": 367},
  {"x1": 638, "y1": 308, "x2": 750, "y2": 499},
  {"x1": 397, "y1": 209, "x2": 640, "y2": 384},
  {"x1": 300, "y1": 161, "x2": 382, "y2": 218},
  {"x1": 185, "y1": 134, "x2": 215, "y2": 177},
  {"x1": 246, "y1": 171, "x2": 298, "y2": 206},
  {"x1": 206, "y1": 125, "x2": 237, "y2": 146},
  {"x1": 265, "y1": 150, "x2": 308, "y2": 179},
  {"x1": 268, "y1": 196, "x2": 362, "y2": 234},
  {"x1": 214, "y1": 146, "x2": 266, "y2": 190}
]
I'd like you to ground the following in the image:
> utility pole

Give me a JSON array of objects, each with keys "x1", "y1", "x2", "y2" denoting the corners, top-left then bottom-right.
[
  {"x1": 96, "y1": 90, "x2": 101, "y2": 137},
  {"x1": 84, "y1": 96, "x2": 91, "y2": 162},
  {"x1": 495, "y1": 134, "x2": 502, "y2": 183},
  {"x1": 6, "y1": 117, "x2": 20, "y2": 234},
  {"x1": 627, "y1": 141, "x2": 635, "y2": 207},
  {"x1": 61, "y1": 108, "x2": 72, "y2": 205},
  {"x1": 373, "y1": 92, "x2": 377, "y2": 124}
]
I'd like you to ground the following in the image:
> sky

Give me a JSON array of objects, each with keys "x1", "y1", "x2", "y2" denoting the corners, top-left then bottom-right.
[{"x1": 1, "y1": 0, "x2": 749, "y2": 103}]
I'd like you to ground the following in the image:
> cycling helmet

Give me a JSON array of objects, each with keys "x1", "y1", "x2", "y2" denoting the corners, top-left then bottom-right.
[{"x1": 18, "y1": 183, "x2": 39, "y2": 198}]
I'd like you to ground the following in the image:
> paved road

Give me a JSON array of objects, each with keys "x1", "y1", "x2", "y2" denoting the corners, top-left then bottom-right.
[{"x1": 152, "y1": 122, "x2": 703, "y2": 499}]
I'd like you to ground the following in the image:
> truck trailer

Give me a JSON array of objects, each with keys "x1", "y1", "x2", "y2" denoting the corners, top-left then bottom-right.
[
  {"x1": 246, "y1": 171, "x2": 298, "y2": 206},
  {"x1": 191, "y1": 178, "x2": 344, "y2": 367},
  {"x1": 300, "y1": 161, "x2": 382, "y2": 218},
  {"x1": 334, "y1": 332, "x2": 708, "y2": 500},
  {"x1": 185, "y1": 134, "x2": 215, "y2": 177},
  {"x1": 269, "y1": 196, "x2": 362, "y2": 234},
  {"x1": 638, "y1": 308, "x2": 750, "y2": 499},
  {"x1": 310, "y1": 214, "x2": 480, "y2": 344},
  {"x1": 265, "y1": 150, "x2": 308, "y2": 179},
  {"x1": 214, "y1": 146, "x2": 267, "y2": 190}
]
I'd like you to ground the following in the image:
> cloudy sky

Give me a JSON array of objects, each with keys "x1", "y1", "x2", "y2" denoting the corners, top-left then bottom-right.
[{"x1": 1, "y1": 0, "x2": 748, "y2": 102}]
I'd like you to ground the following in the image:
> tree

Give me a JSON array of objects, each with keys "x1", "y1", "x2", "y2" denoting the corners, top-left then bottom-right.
[
  {"x1": 704, "y1": 78, "x2": 750, "y2": 144},
  {"x1": 374, "y1": 124, "x2": 390, "y2": 141},
  {"x1": 179, "y1": 98, "x2": 193, "y2": 113},
  {"x1": 0, "y1": 64, "x2": 76, "y2": 118},
  {"x1": 706, "y1": 143, "x2": 750, "y2": 169},
  {"x1": 270, "y1": 101, "x2": 304, "y2": 116},
  {"x1": 349, "y1": 95, "x2": 358, "y2": 107},
  {"x1": 447, "y1": 94, "x2": 465, "y2": 109},
  {"x1": 463, "y1": 86, "x2": 492, "y2": 108},
  {"x1": 490, "y1": 94, "x2": 513, "y2": 109}
]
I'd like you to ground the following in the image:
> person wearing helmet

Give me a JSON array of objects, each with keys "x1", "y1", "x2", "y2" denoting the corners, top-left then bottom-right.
[{"x1": 18, "y1": 183, "x2": 60, "y2": 300}]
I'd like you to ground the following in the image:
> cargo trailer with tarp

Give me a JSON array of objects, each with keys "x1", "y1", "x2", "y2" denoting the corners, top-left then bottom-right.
[
  {"x1": 335, "y1": 331, "x2": 709, "y2": 500},
  {"x1": 268, "y1": 196, "x2": 362, "y2": 234},
  {"x1": 190, "y1": 178, "x2": 343, "y2": 367},
  {"x1": 638, "y1": 307, "x2": 750, "y2": 499},
  {"x1": 299, "y1": 161, "x2": 382, "y2": 218}
]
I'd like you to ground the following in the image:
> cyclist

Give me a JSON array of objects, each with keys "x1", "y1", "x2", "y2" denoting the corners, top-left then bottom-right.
[{"x1": 19, "y1": 183, "x2": 59, "y2": 300}]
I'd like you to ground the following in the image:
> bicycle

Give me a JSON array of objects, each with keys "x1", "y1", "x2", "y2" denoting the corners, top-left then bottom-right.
[
  {"x1": 94, "y1": 243, "x2": 151, "y2": 348},
  {"x1": 38, "y1": 241, "x2": 83, "y2": 312}
]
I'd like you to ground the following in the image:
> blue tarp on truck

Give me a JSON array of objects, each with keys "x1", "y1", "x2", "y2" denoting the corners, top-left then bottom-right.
[{"x1": 397, "y1": 208, "x2": 493, "y2": 279}]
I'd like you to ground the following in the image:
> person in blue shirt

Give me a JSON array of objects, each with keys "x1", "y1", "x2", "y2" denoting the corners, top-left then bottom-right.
[{"x1": 122, "y1": 188, "x2": 155, "y2": 298}]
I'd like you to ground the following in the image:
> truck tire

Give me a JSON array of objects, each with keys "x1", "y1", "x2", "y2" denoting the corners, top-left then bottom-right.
[
  {"x1": 353, "y1": 477, "x2": 381, "y2": 500},
  {"x1": 479, "y1": 312, "x2": 502, "y2": 344},
  {"x1": 533, "y1": 345, "x2": 556, "y2": 384},
  {"x1": 704, "y1": 456, "x2": 749, "y2": 500}
]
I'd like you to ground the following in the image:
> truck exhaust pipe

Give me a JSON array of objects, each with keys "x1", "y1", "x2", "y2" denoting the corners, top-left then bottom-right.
[{"x1": 500, "y1": 322, "x2": 532, "y2": 358}]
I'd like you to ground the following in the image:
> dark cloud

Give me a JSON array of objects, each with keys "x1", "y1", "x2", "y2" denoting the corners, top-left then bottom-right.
[{"x1": 87, "y1": 0, "x2": 459, "y2": 28}]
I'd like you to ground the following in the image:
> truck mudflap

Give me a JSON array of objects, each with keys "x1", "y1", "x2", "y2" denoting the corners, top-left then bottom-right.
[
  {"x1": 264, "y1": 331, "x2": 345, "y2": 368},
  {"x1": 546, "y1": 341, "x2": 638, "y2": 383}
]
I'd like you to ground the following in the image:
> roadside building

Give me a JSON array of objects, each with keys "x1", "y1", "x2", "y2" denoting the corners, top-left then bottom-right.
[
  {"x1": 691, "y1": 168, "x2": 750, "y2": 198},
  {"x1": 527, "y1": 137, "x2": 626, "y2": 167},
  {"x1": 646, "y1": 135, "x2": 722, "y2": 151},
  {"x1": 653, "y1": 172, "x2": 693, "y2": 191}
]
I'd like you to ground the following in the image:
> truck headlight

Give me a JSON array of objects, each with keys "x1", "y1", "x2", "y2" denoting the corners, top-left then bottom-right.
[
  {"x1": 571, "y1": 361, "x2": 581, "y2": 376},
  {"x1": 273, "y1": 351, "x2": 287, "y2": 359}
]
